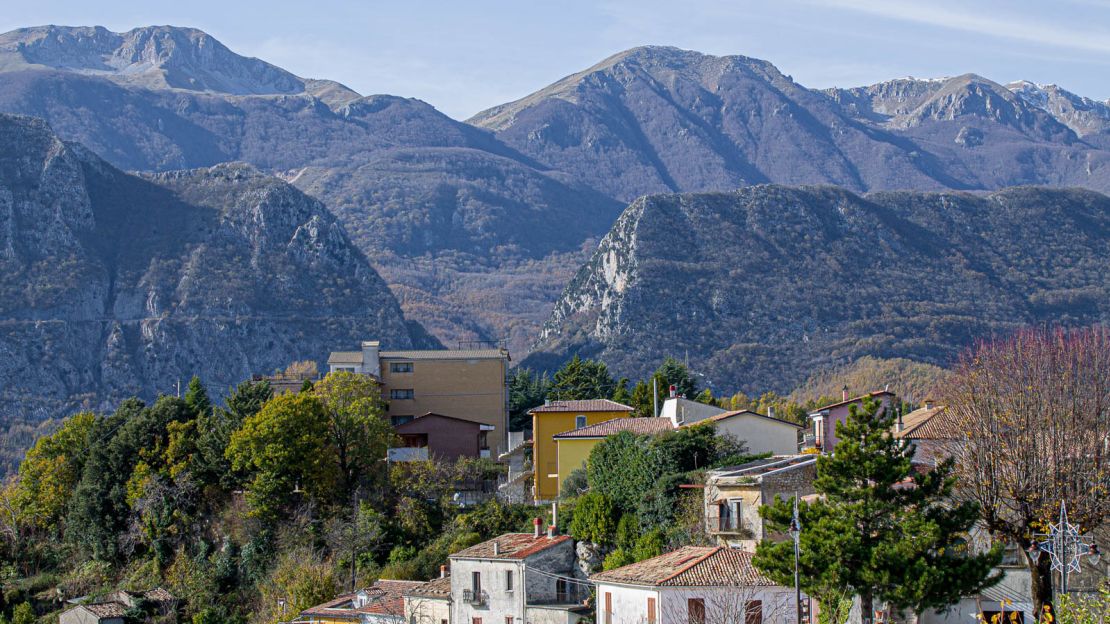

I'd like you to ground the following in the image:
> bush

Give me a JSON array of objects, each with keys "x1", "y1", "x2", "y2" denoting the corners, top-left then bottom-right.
[
  {"x1": 569, "y1": 493, "x2": 618, "y2": 545},
  {"x1": 587, "y1": 432, "x2": 660, "y2": 514},
  {"x1": 10, "y1": 603, "x2": 33, "y2": 624},
  {"x1": 559, "y1": 467, "x2": 588, "y2": 499},
  {"x1": 632, "y1": 529, "x2": 665, "y2": 562},
  {"x1": 615, "y1": 514, "x2": 640, "y2": 551},
  {"x1": 602, "y1": 548, "x2": 635, "y2": 571}
]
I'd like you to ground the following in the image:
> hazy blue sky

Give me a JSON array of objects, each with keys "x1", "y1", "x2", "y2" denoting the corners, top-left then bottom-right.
[{"x1": 3, "y1": 0, "x2": 1109, "y2": 119}]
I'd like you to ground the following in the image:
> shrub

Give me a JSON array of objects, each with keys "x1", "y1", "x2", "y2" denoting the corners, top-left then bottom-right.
[
  {"x1": 569, "y1": 492, "x2": 618, "y2": 545},
  {"x1": 602, "y1": 548, "x2": 635, "y2": 571},
  {"x1": 559, "y1": 467, "x2": 588, "y2": 499},
  {"x1": 587, "y1": 432, "x2": 660, "y2": 513},
  {"x1": 632, "y1": 529, "x2": 665, "y2": 562},
  {"x1": 615, "y1": 514, "x2": 640, "y2": 551}
]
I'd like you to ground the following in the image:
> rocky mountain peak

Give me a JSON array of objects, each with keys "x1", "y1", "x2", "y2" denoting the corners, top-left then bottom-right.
[{"x1": 1007, "y1": 80, "x2": 1110, "y2": 137}]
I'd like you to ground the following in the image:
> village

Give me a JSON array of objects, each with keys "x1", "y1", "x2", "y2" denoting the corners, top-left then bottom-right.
[{"x1": 50, "y1": 334, "x2": 1099, "y2": 624}]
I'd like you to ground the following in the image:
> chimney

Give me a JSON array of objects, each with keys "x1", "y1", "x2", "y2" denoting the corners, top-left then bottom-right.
[
  {"x1": 895, "y1": 405, "x2": 904, "y2": 433},
  {"x1": 493, "y1": 541, "x2": 500, "y2": 556},
  {"x1": 533, "y1": 517, "x2": 542, "y2": 538},
  {"x1": 669, "y1": 385, "x2": 677, "y2": 398},
  {"x1": 923, "y1": 399, "x2": 934, "y2": 410},
  {"x1": 768, "y1": 406, "x2": 775, "y2": 419},
  {"x1": 547, "y1": 525, "x2": 556, "y2": 538},
  {"x1": 440, "y1": 565, "x2": 447, "y2": 578},
  {"x1": 361, "y1": 341, "x2": 381, "y2": 376},
  {"x1": 842, "y1": 385, "x2": 849, "y2": 401}
]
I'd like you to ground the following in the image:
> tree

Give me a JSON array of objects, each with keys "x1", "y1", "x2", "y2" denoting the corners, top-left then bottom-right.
[
  {"x1": 196, "y1": 380, "x2": 273, "y2": 489},
  {"x1": 942, "y1": 326, "x2": 1110, "y2": 615},
  {"x1": 653, "y1": 357, "x2": 698, "y2": 399},
  {"x1": 184, "y1": 376, "x2": 212, "y2": 418},
  {"x1": 226, "y1": 393, "x2": 338, "y2": 520},
  {"x1": 612, "y1": 378, "x2": 632, "y2": 406},
  {"x1": 569, "y1": 492, "x2": 618, "y2": 544},
  {"x1": 587, "y1": 431, "x2": 661, "y2": 514},
  {"x1": 629, "y1": 380, "x2": 655, "y2": 417},
  {"x1": 551, "y1": 355, "x2": 615, "y2": 400},
  {"x1": 11, "y1": 412, "x2": 96, "y2": 533},
  {"x1": 10, "y1": 603, "x2": 33, "y2": 624},
  {"x1": 312, "y1": 372, "x2": 395, "y2": 498},
  {"x1": 754, "y1": 398, "x2": 1001, "y2": 624},
  {"x1": 508, "y1": 369, "x2": 549, "y2": 430}
]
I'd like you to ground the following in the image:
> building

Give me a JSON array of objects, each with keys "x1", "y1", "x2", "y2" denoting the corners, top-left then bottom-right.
[
  {"x1": 591, "y1": 545, "x2": 799, "y2": 624},
  {"x1": 660, "y1": 396, "x2": 727, "y2": 426},
  {"x1": 529, "y1": 400, "x2": 634, "y2": 502},
  {"x1": 389, "y1": 412, "x2": 496, "y2": 462},
  {"x1": 59, "y1": 603, "x2": 126, "y2": 624},
  {"x1": 447, "y1": 520, "x2": 589, "y2": 624},
  {"x1": 703, "y1": 456, "x2": 817, "y2": 550},
  {"x1": 552, "y1": 417, "x2": 674, "y2": 496},
  {"x1": 808, "y1": 389, "x2": 896, "y2": 452},
  {"x1": 892, "y1": 400, "x2": 956, "y2": 466},
  {"x1": 403, "y1": 572, "x2": 452, "y2": 624},
  {"x1": 327, "y1": 341, "x2": 511, "y2": 455},
  {"x1": 687, "y1": 410, "x2": 801, "y2": 455},
  {"x1": 297, "y1": 580, "x2": 425, "y2": 623}
]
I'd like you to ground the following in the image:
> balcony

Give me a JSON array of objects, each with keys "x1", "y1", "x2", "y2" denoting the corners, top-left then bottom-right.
[
  {"x1": 707, "y1": 516, "x2": 751, "y2": 536},
  {"x1": 462, "y1": 589, "x2": 489, "y2": 606}
]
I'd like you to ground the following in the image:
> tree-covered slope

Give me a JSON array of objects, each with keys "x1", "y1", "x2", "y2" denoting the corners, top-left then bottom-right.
[
  {"x1": 0, "y1": 113, "x2": 423, "y2": 422},
  {"x1": 526, "y1": 185, "x2": 1110, "y2": 393}
]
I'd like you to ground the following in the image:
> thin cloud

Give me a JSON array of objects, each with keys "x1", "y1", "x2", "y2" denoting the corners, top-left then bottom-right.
[{"x1": 814, "y1": 0, "x2": 1110, "y2": 55}]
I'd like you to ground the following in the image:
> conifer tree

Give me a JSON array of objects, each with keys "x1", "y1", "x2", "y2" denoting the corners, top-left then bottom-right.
[
  {"x1": 753, "y1": 399, "x2": 1001, "y2": 623},
  {"x1": 184, "y1": 375, "x2": 211, "y2": 418}
]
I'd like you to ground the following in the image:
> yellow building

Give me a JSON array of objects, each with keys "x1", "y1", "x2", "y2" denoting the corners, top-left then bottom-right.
[
  {"x1": 327, "y1": 341, "x2": 511, "y2": 455},
  {"x1": 553, "y1": 417, "x2": 674, "y2": 497},
  {"x1": 529, "y1": 399, "x2": 634, "y2": 502}
]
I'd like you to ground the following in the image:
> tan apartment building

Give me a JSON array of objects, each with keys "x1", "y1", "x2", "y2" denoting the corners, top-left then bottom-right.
[{"x1": 328, "y1": 341, "x2": 511, "y2": 455}]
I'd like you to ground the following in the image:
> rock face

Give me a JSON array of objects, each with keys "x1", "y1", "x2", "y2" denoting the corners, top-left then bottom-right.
[
  {"x1": 471, "y1": 46, "x2": 1110, "y2": 201},
  {"x1": 526, "y1": 186, "x2": 1110, "y2": 393},
  {"x1": 0, "y1": 113, "x2": 422, "y2": 422}
]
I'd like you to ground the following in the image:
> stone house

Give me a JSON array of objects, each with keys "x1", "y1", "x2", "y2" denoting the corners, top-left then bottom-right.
[
  {"x1": 58, "y1": 603, "x2": 127, "y2": 624},
  {"x1": 591, "y1": 546, "x2": 800, "y2": 624},
  {"x1": 703, "y1": 456, "x2": 817, "y2": 551},
  {"x1": 447, "y1": 520, "x2": 589, "y2": 624},
  {"x1": 297, "y1": 580, "x2": 425, "y2": 623}
]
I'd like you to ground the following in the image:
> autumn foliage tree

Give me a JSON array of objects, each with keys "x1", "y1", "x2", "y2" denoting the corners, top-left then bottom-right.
[{"x1": 942, "y1": 326, "x2": 1110, "y2": 616}]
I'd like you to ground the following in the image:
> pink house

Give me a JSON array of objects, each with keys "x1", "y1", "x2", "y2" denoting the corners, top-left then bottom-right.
[{"x1": 809, "y1": 389, "x2": 896, "y2": 452}]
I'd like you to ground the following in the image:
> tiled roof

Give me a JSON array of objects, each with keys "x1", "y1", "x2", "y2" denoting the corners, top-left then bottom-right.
[
  {"x1": 83, "y1": 602, "x2": 128, "y2": 618},
  {"x1": 529, "y1": 399, "x2": 634, "y2": 414},
  {"x1": 380, "y1": 349, "x2": 508, "y2": 360},
  {"x1": 300, "y1": 580, "x2": 424, "y2": 619},
  {"x1": 895, "y1": 405, "x2": 959, "y2": 440},
  {"x1": 554, "y1": 417, "x2": 673, "y2": 439},
  {"x1": 142, "y1": 588, "x2": 176, "y2": 603},
  {"x1": 403, "y1": 575, "x2": 452, "y2": 598},
  {"x1": 328, "y1": 351, "x2": 364, "y2": 364},
  {"x1": 450, "y1": 533, "x2": 572, "y2": 560},
  {"x1": 809, "y1": 391, "x2": 895, "y2": 414},
  {"x1": 591, "y1": 546, "x2": 778, "y2": 587},
  {"x1": 693, "y1": 410, "x2": 802, "y2": 429}
]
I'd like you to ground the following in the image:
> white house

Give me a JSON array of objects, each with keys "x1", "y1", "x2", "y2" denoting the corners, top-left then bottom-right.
[
  {"x1": 661, "y1": 397, "x2": 727, "y2": 426},
  {"x1": 688, "y1": 410, "x2": 801, "y2": 455},
  {"x1": 403, "y1": 572, "x2": 452, "y2": 624},
  {"x1": 591, "y1": 546, "x2": 800, "y2": 624},
  {"x1": 448, "y1": 520, "x2": 590, "y2": 624}
]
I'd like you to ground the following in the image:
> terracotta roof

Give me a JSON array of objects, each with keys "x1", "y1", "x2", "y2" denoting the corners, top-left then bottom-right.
[
  {"x1": 83, "y1": 602, "x2": 128, "y2": 618},
  {"x1": 809, "y1": 391, "x2": 895, "y2": 414},
  {"x1": 529, "y1": 399, "x2": 634, "y2": 414},
  {"x1": 380, "y1": 349, "x2": 508, "y2": 360},
  {"x1": 591, "y1": 546, "x2": 778, "y2": 587},
  {"x1": 403, "y1": 575, "x2": 452, "y2": 598},
  {"x1": 300, "y1": 580, "x2": 423, "y2": 618},
  {"x1": 328, "y1": 351, "x2": 364, "y2": 364},
  {"x1": 554, "y1": 417, "x2": 673, "y2": 439},
  {"x1": 692, "y1": 410, "x2": 802, "y2": 429},
  {"x1": 895, "y1": 405, "x2": 959, "y2": 440},
  {"x1": 142, "y1": 588, "x2": 176, "y2": 603},
  {"x1": 450, "y1": 533, "x2": 572, "y2": 560}
]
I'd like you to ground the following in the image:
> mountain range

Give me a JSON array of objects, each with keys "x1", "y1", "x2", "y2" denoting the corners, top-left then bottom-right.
[
  {"x1": 0, "y1": 112, "x2": 424, "y2": 425},
  {"x1": 1, "y1": 25, "x2": 1110, "y2": 418},
  {"x1": 525, "y1": 185, "x2": 1110, "y2": 392}
]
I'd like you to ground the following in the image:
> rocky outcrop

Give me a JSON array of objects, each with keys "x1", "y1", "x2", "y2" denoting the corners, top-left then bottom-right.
[
  {"x1": 0, "y1": 113, "x2": 423, "y2": 422},
  {"x1": 527, "y1": 185, "x2": 1110, "y2": 393}
]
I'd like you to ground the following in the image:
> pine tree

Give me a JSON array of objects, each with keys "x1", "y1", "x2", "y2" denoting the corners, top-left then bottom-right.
[
  {"x1": 184, "y1": 375, "x2": 212, "y2": 418},
  {"x1": 551, "y1": 355, "x2": 615, "y2": 400},
  {"x1": 612, "y1": 378, "x2": 632, "y2": 406},
  {"x1": 753, "y1": 398, "x2": 1001, "y2": 623},
  {"x1": 653, "y1": 357, "x2": 697, "y2": 400}
]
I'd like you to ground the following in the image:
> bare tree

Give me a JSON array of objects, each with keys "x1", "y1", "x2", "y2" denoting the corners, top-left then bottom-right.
[
  {"x1": 655, "y1": 587, "x2": 791, "y2": 624},
  {"x1": 942, "y1": 326, "x2": 1110, "y2": 617}
]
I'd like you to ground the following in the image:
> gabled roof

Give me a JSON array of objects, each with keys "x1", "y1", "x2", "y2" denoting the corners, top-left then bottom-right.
[
  {"x1": 691, "y1": 410, "x2": 802, "y2": 429},
  {"x1": 394, "y1": 412, "x2": 494, "y2": 431},
  {"x1": 300, "y1": 580, "x2": 424, "y2": 619},
  {"x1": 403, "y1": 575, "x2": 452, "y2": 599},
  {"x1": 328, "y1": 351, "x2": 364, "y2": 364},
  {"x1": 450, "y1": 533, "x2": 572, "y2": 560},
  {"x1": 709, "y1": 455, "x2": 817, "y2": 482},
  {"x1": 809, "y1": 390, "x2": 895, "y2": 415},
  {"x1": 895, "y1": 405, "x2": 958, "y2": 440},
  {"x1": 591, "y1": 546, "x2": 778, "y2": 587},
  {"x1": 554, "y1": 417, "x2": 673, "y2": 439},
  {"x1": 81, "y1": 602, "x2": 128, "y2": 618},
  {"x1": 529, "y1": 399, "x2": 634, "y2": 414}
]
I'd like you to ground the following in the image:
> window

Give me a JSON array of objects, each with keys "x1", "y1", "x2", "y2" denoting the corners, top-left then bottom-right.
[
  {"x1": 688, "y1": 598, "x2": 706, "y2": 624},
  {"x1": 390, "y1": 389, "x2": 414, "y2": 400},
  {"x1": 505, "y1": 569, "x2": 514, "y2": 592},
  {"x1": 390, "y1": 362, "x2": 414, "y2": 373},
  {"x1": 472, "y1": 619, "x2": 482, "y2": 624},
  {"x1": 505, "y1": 618, "x2": 513, "y2": 624},
  {"x1": 746, "y1": 600, "x2": 763, "y2": 624},
  {"x1": 604, "y1": 592, "x2": 612, "y2": 624},
  {"x1": 575, "y1": 415, "x2": 587, "y2": 429},
  {"x1": 472, "y1": 571, "x2": 481, "y2": 594},
  {"x1": 391, "y1": 415, "x2": 414, "y2": 426},
  {"x1": 556, "y1": 578, "x2": 568, "y2": 602},
  {"x1": 647, "y1": 597, "x2": 657, "y2": 624}
]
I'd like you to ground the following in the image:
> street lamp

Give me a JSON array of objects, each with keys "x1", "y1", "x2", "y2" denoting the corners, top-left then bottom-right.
[
  {"x1": 790, "y1": 492, "x2": 802, "y2": 624},
  {"x1": 1027, "y1": 501, "x2": 1100, "y2": 595}
]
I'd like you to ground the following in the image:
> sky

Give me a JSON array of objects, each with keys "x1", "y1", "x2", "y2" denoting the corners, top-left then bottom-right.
[{"x1": 3, "y1": 0, "x2": 1110, "y2": 120}]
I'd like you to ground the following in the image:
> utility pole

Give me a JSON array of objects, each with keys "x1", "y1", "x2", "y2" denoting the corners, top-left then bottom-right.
[
  {"x1": 653, "y1": 377, "x2": 659, "y2": 418},
  {"x1": 791, "y1": 492, "x2": 802, "y2": 624}
]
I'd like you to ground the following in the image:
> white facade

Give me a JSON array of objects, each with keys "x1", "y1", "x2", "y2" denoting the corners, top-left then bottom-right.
[
  {"x1": 661, "y1": 398, "x2": 727, "y2": 426},
  {"x1": 702, "y1": 412, "x2": 801, "y2": 456},
  {"x1": 595, "y1": 582, "x2": 797, "y2": 624},
  {"x1": 329, "y1": 340, "x2": 381, "y2": 375},
  {"x1": 404, "y1": 596, "x2": 450, "y2": 624},
  {"x1": 450, "y1": 557, "x2": 528, "y2": 622}
]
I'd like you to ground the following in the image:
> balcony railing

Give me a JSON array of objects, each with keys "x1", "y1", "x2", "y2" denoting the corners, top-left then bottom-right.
[
  {"x1": 707, "y1": 516, "x2": 750, "y2": 535},
  {"x1": 462, "y1": 589, "x2": 489, "y2": 606}
]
